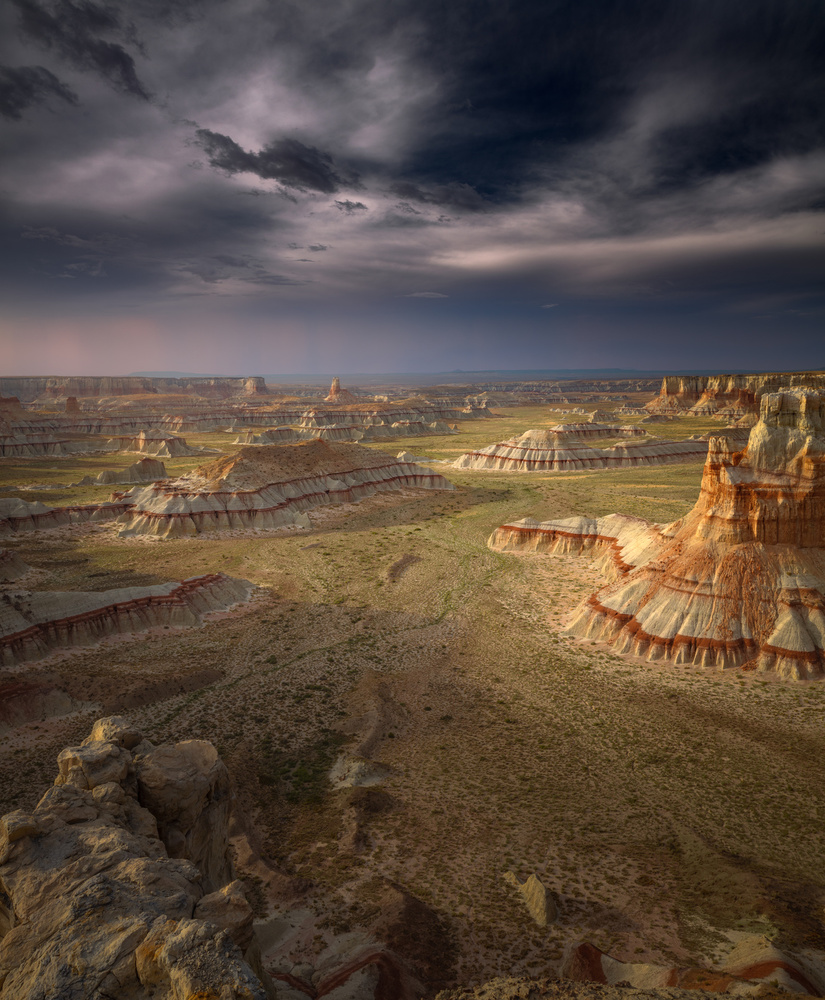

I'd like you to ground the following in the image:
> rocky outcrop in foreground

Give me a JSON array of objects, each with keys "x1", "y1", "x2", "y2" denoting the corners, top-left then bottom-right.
[
  {"x1": 0, "y1": 573, "x2": 253, "y2": 665},
  {"x1": 116, "y1": 440, "x2": 455, "y2": 538},
  {"x1": 491, "y1": 390, "x2": 825, "y2": 677},
  {"x1": 0, "y1": 717, "x2": 269, "y2": 998}
]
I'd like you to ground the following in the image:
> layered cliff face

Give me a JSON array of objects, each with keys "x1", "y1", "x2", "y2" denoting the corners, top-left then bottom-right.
[
  {"x1": 0, "y1": 496, "x2": 133, "y2": 535},
  {"x1": 0, "y1": 717, "x2": 269, "y2": 999},
  {"x1": 0, "y1": 573, "x2": 253, "y2": 665},
  {"x1": 491, "y1": 390, "x2": 825, "y2": 678},
  {"x1": 646, "y1": 371, "x2": 825, "y2": 416},
  {"x1": 454, "y1": 426, "x2": 721, "y2": 472},
  {"x1": 116, "y1": 440, "x2": 455, "y2": 538}
]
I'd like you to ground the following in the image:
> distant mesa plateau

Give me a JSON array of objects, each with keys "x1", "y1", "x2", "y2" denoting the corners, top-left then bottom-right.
[
  {"x1": 453, "y1": 422, "x2": 737, "y2": 472},
  {"x1": 0, "y1": 374, "x2": 268, "y2": 402},
  {"x1": 115, "y1": 440, "x2": 455, "y2": 538},
  {"x1": 492, "y1": 389, "x2": 825, "y2": 678}
]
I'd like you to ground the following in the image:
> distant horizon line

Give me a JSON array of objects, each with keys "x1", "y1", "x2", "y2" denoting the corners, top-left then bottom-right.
[{"x1": 3, "y1": 366, "x2": 824, "y2": 382}]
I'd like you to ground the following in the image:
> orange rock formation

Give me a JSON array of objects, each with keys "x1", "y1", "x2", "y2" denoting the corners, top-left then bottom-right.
[
  {"x1": 491, "y1": 390, "x2": 825, "y2": 678},
  {"x1": 325, "y1": 376, "x2": 359, "y2": 404}
]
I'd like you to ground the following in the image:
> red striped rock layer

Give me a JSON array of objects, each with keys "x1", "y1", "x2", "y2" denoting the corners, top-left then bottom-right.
[
  {"x1": 0, "y1": 497, "x2": 132, "y2": 535},
  {"x1": 116, "y1": 441, "x2": 455, "y2": 538},
  {"x1": 490, "y1": 391, "x2": 825, "y2": 678},
  {"x1": 490, "y1": 514, "x2": 668, "y2": 580},
  {"x1": 455, "y1": 427, "x2": 712, "y2": 472},
  {"x1": 564, "y1": 940, "x2": 824, "y2": 995},
  {"x1": 0, "y1": 573, "x2": 252, "y2": 665}
]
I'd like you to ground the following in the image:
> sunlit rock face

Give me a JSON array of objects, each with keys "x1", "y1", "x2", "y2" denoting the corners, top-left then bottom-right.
[
  {"x1": 491, "y1": 390, "x2": 825, "y2": 679},
  {"x1": 645, "y1": 371, "x2": 825, "y2": 417},
  {"x1": 117, "y1": 440, "x2": 455, "y2": 538}
]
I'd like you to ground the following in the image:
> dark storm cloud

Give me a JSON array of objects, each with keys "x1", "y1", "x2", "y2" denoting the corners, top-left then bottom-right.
[
  {"x1": 334, "y1": 200, "x2": 368, "y2": 213},
  {"x1": 389, "y1": 181, "x2": 486, "y2": 212},
  {"x1": 0, "y1": 64, "x2": 77, "y2": 119},
  {"x1": 194, "y1": 128, "x2": 356, "y2": 194},
  {"x1": 1, "y1": 0, "x2": 824, "y2": 373},
  {"x1": 11, "y1": 0, "x2": 150, "y2": 100}
]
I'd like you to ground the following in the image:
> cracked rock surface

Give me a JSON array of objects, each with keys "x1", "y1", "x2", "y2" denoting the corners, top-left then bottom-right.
[{"x1": 0, "y1": 715, "x2": 268, "y2": 999}]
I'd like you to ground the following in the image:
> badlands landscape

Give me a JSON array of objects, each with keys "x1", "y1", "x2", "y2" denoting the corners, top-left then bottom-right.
[{"x1": 1, "y1": 371, "x2": 824, "y2": 999}]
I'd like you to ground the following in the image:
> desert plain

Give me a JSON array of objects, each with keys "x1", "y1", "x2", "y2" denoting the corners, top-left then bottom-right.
[{"x1": 1, "y1": 377, "x2": 824, "y2": 995}]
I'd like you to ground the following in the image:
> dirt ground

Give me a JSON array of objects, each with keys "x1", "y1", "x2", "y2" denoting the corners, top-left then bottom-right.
[{"x1": 2, "y1": 402, "x2": 824, "y2": 992}]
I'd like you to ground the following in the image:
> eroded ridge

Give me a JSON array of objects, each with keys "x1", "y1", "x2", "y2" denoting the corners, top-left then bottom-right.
[
  {"x1": 116, "y1": 439, "x2": 455, "y2": 538},
  {"x1": 454, "y1": 425, "x2": 716, "y2": 472},
  {"x1": 491, "y1": 390, "x2": 825, "y2": 678},
  {"x1": 0, "y1": 574, "x2": 253, "y2": 665}
]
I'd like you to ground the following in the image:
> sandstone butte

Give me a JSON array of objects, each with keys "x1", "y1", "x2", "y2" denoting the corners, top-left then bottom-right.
[
  {"x1": 115, "y1": 439, "x2": 455, "y2": 538},
  {"x1": 452, "y1": 424, "x2": 741, "y2": 473},
  {"x1": 490, "y1": 389, "x2": 825, "y2": 679},
  {"x1": 0, "y1": 574, "x2": 253, "y2": 666},
  {"x1": 74, "y1": 456, "x2": 168, "y2": 487},
  {"x1": 645, "y1": 370, "x2": 825, "y2": 419}
]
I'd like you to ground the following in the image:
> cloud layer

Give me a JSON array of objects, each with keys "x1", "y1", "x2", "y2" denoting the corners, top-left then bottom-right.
[{"x1": 1, "y1": 0, "x2": 823, "y2": 372}]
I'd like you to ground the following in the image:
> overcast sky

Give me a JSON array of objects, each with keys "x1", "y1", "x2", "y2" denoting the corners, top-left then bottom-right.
[{"x1": 1, "y1": 0, "x2": 823, "y2": 375}]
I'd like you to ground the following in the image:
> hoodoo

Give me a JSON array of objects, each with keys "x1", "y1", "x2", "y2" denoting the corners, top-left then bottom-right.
[
  {"x1": 491, "y1": 390, "x2": 825, "y2": 678},
  {"x1": 325, "y1": 376, "x2": 359, "y2": 404},
  {"x1": 116, "y1": 439, "x2": 455, "y2": 537}
]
